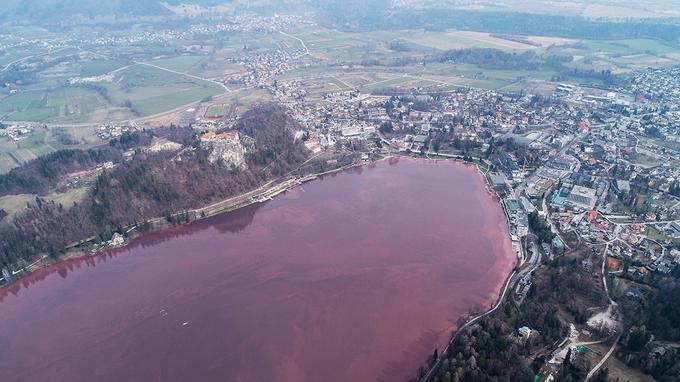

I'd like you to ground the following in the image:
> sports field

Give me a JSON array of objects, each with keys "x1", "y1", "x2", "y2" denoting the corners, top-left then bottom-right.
[{"x1": 205, "y1": 104, "x2": 229, "y2": 118}]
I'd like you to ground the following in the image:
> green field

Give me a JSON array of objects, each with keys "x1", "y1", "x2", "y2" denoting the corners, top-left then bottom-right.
[
  {"x1": 359, "y1": 76, "x2": 416, "y2": 92},
  {"x1": 0, "y1": 87, "x2": 108, "y2": 123},
  {"x1": 0, "y1": 126, "x2": 102, "y2": 174},
  {"x1": 0, "y1": 62, "x2": 225, "y2": 123},
  {"x1": 575, "y1": 39, "x2": 678, "y2": 56},
  {"x1": 78, "y1": 59, "x2": 129, "y2": 77},
  {"x1": 150, "y1": 56, "x2": 205, "y2": 74},
  {"x1": 0, "y1": 186, "x2": 89, "y2": 219},
  {"x1": 0, "y1": 22, "x2": 679, "y2": 126},
  {"x1": 205, "y1": 104, "x2": 229, "y2": 117},
  {"x1": 108, "y1": 65, "x2": 225, "y2": 116}
]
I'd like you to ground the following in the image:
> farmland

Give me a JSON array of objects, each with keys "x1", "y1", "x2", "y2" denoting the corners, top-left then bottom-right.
[
  {"x1": 0, "y1": 17, "x2": 679, "y2": 175},
  {"x1": 0, "y1": 22, "x2": 678, "y2": 125},
  {"x1": 0, "y1": 60, "x2": 224, "y2": 123},
  {"x1": 0, "y1": 125, "x2": 102, "y2": 174}
]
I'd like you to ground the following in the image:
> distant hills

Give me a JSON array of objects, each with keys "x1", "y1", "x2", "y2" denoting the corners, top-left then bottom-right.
[
  {"x1": 0, "y1": 0, "x2": 239, "y2": 24},
  {"x1": 0, "y1": 0, "x2": 166, "y2": 23},
  {"x1": 2, "y1": 0, "x2": 679, "y2": 40}
]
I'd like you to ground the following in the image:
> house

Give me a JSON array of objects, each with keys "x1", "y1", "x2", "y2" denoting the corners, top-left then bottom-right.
[
  {"x1": 499, "y1": 152, "x2": 519, "y2": 172},
  {"x1": 626, "y1": 286, "x2": 644, "y2": 298},
  {"x1": 411, "y1": 134, "x2": 428, "y2": 151},
  {"x1": 304, "y1": 136, "x2": 322, "y2": 153},
  {"x1": 606, "y1": 256, "x2": 621, "y2": 272},
  {"x1": 651, "y1": 346, "x2": 668, "y2": 358},
  {"x1": 111, "y1": 233, "x2": 125, "y2": 247},
  {"x1": 201, "y1": 131, "x2": 246, "y2": 167},
  {"x1": 520, "y1": 197, "x2": 536, "y2": 213},
  {"x1": 504, "y1": 199, "x2": 522, "y2": 215}
]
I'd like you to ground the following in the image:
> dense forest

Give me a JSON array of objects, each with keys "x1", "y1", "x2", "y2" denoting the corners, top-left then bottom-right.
[
  {"x1": 0, "y1": 126, "x2": 196, "y2": 197},
  {"x1": 0, "y1": 148, "x2": 120, "y2": 196},
  {"x1": 438, "y1": 49, "x2": 571, "y2": 71},
  {"x1": 617, "y1": 276, "x2": 680, "y2": 381},
  {"x1": 437, "y1": 48, "x2": 626, "y2": 87},
  {"x1": 430, "y1": 317, "x2": 534, "y2": 382},
  {"x1": 528, "y1": 211, "x2": 556, "y2": 245},
  {"x1": 0, "y1": 103, "x2": 313, "y2": 268}
]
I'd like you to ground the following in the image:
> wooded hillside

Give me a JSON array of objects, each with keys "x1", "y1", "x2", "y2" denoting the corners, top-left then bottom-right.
[{"x1": 0, "y1": 103, "x2": 310, "y2": 267}]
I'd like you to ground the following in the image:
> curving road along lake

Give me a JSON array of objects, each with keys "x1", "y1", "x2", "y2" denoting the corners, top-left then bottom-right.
[{"x1": 0, "y1": 158, "x2": 515, "y2": 382}]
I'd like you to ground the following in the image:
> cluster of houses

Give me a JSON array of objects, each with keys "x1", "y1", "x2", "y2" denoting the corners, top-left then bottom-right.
[
  {"x1": 73, "y1": 15, "x2": 308, "y2": 49},
  {"x1": 627, "y1": 67, "x2": 680, "y2": 107},
  {"x1": 97, "y1": 122, "x2": 136, "y2": 140},
  {"x1": 0, "y1": 123, "x2": 34, "y2": 142},
  {"x1": 221, "y1": 46, "x2": 310, "y2": 89}
]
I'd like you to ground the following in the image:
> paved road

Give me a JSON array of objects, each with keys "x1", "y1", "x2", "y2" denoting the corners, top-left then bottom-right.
[{"x1": 516, "y1": 241, "x2": 541, "y2": 288}]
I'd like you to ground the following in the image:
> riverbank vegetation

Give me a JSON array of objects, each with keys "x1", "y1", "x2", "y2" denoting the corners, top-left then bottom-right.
[{"x1": 418, "y1": 249, "x2": 610, "y2": 382}]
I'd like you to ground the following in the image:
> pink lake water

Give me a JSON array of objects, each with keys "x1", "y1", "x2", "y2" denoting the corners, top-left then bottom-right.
[{"x1": 0, "y1": 158, "x2": 515, "y2": 382}]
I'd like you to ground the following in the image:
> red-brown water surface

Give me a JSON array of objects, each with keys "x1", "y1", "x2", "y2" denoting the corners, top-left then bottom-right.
[{"x1": 0, "y1": 158, "x2": 515, "y2": 382}]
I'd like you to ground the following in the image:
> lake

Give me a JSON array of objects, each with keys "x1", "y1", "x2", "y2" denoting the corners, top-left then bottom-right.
[{"x1": 0, "y1": 158, "x2": 515, "y2": 382}]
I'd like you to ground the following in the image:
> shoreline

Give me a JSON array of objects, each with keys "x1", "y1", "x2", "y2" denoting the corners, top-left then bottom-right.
[
  {"x1": 0, "y1": 159, "x2": 362, "y2": 286},
  {"x1": 0, "y1": 154, "x2": 521, "y2": 381},
  {"x1": 418, "y1": 163, "x2": 523, "y2": 382},
  {"x1": 1, "y1": 154, "x2": 517, "y2": 304},
  {"x1": 0, "y1": 156, "x2": 521, "y2": 382}
]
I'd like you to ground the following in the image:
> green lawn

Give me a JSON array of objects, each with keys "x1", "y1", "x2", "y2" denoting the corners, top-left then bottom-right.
[
  {"x1": 0, "y1": 187, "x2": 89, "y2": 218},
  {"x1": 116, "y1": 65, "x2": 189, "y2": 87},
  {"x1": 0, "y1": 153, "x2": 18, "y2": 173},
  {"x1": 124, "y1": 85, "x2": 222, "y2": 116},
  {"x1": 645, "y1": 226, "x2": 669, "y2": 242},
  {"x1": 149, "y1": 55, "x2": 205, "y2": 74},
  {"x1": 620, "y1": 39, "x2": 678, "y2": 55},
  {"x1": 79, "y1": 59, "x2": 129, "y2": 77}
]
